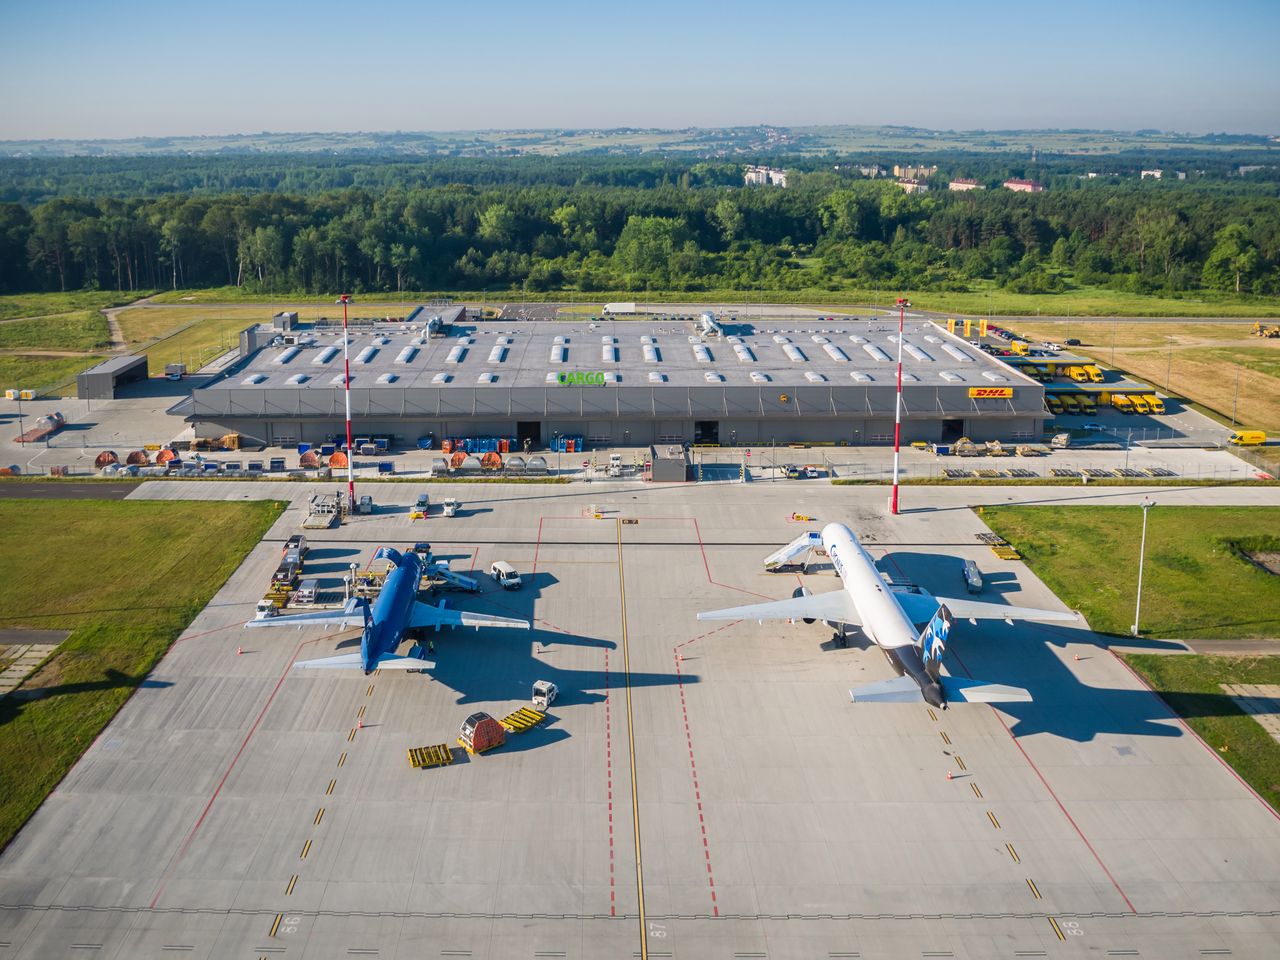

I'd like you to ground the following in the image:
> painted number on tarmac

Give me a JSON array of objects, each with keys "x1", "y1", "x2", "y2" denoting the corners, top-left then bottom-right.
[
  {"x1": 1063, "y1": 921, "x2": 1084, "y2": 936},
  {"x1": 648, "y1": 922, "x2": 667, "y2": 938},
  {"x1": 281, "y1": 916, "x2": 302, "y2": 935}
]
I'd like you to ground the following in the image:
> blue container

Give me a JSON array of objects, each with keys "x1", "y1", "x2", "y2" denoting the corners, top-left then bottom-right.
[
  {"x1": 269, "y1": 458, "x2": 286, "y2": 472},
  {"x1": 297, "y1": 443, "x2": 311, "y2": 454},
  {"x1": 416, "y1": 435, "x2": 434, "y2": 450},
  {"x1": 378, "y1": 461, "x2": 394, "y2": 474},
  {"x1": 203, "y1": 462, "x2": 219, "y2": 473},
  {"x1": 375, "y1": 438, "x2": 389, "y2": 451},
  {"x1": 321, "y1": 444, "x2": 335, "y2": 456}
]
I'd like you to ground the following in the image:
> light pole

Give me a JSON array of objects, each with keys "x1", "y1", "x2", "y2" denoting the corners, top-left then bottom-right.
[
  {"x1": 553, "y1": 431, "x2": 561, "y2": 476},
  {"x1": 1131, "y1": 498, "x2": 1155, "y2": 636},
  {"x1": 890, "y1": 296, "x2": 908, "y2": 515},
  {"x1": 337, "y1": 294, "x2": 356, "y2": 513},
  {"x1": 1231, "y1": 367, "x2": 1240, "y2": 426}
]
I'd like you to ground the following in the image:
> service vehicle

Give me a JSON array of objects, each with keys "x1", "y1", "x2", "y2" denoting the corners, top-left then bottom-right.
[
  {"x1": 254, "y1": 599, "x2": 279, "y2": 620},
  {"x1": 283, "y1": 534, "x2": 309, "y2": 558},
  {"x1": 1045, "y1": 396, "x2": 1064, "y2": 415},
  {"x1": 272, "y1": 562, "x2": 300, "y2": 587},
  {"x1": 608, "y1": 453, "x2": 623, "y2": 477},
  {"x1": 165, "y1": 363, "x2": 186, "y2": 381},
  {"x1": 293, "y1": 579, "x2": 319, "y2": 604},
  {"x1": 1083, "y1": 365, "x2": 1105, "y2": 383},
  {"x1": 283, "y1": 547, "x2": 304, "y2": 568},
  {"x1": 1059, "y1": 395, "x2": 1081, "y2": 415},
  {"x1": 358, "y1": 494, "x2": 374, "y2": 514},
  {"x1": 1229, "y1": 430, "x2": 1267, "y2": 446},
  {"x1": 1111, "y1": 394, "x2": 1134, "y2": 414},
  {"x1": 1148, "y1": 396, "x2": 1166, "y2": 414},
  {"x1": 414, "y1": 492, "x2": 430, "y2": 514},
  {"x1": 1067, "y1": 366, "x2": 1091, "y2": 383},
  {"x1": 962, "y1": 559, "x2": 983, "y2": 594},
  {"x1": 532, "y1": 680, "x2": 558, "y2": 710},
  {"x1": 412, "y1": 542, "x2": 432, "y2": 558},
  {"x1": 490, "y1": 560, "x2": 522, "y2": 590},
  {"x1": 442, "y1": 497, "x2": 459, "y2": 517},
  {"x1": 1130, "y1": 395, "x2": 1152, "y2": 415}
]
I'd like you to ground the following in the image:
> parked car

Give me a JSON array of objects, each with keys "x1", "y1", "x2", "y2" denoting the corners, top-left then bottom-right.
[
  {"x1": 490, "y1": 560, "x2": 522, "y2": 590},
  {"x1": 1065, "y1": 338, "x2": 1082, "y2": 346},
  {"x1": 284, "y1": 534, "x2": 309, "y2": 558},
  {"x1": 1081, "y1": 422, "x2": 1105, "y2": 432}
]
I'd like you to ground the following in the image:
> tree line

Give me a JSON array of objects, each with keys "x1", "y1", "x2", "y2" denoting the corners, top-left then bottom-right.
[{"x1": 1, "y1": 162, "x2": 1278, "y2": 298}]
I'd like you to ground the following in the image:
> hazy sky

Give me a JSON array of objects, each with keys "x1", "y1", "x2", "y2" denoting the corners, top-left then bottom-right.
[{"x1": 1, "y1": 0, "x2": 1276, "y2": 139}]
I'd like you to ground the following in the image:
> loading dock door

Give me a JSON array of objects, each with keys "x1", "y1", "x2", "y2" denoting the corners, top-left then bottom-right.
[
  {"x1": 517, "y1": 421, "x2": 541, "y2": 446},
  {"x1": 694, "y1": 421, "x2": 720, "y2": 444}
]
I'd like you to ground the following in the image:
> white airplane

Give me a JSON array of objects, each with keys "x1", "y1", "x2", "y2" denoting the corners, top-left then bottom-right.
[{"x1": 697, "y1": 522, "x2": 1078, "y2": 707}]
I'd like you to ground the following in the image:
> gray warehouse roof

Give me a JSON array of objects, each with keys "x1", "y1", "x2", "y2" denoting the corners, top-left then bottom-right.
[
  {"x1": 80, "y1": 354, "x2": 148, "y2": 376},
  {"x1": 209, "y1": 318, "x2": 1035, "y2": 393}
]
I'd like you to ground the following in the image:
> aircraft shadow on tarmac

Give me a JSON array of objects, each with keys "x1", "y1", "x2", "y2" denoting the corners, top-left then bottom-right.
[
  {"x1": 865, "y1": 550, "x2": 1219, "y2": 742},
  {"x1": 0, "y1": 668, "x2": 173, "y2": 726},
  {"x1": 301, "y1": 546, "x2": 364, "y2": 574}
]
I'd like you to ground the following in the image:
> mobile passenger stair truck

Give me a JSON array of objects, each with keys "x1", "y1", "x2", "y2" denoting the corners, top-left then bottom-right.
[{"x1": 763, "y1": 531, "x2": 824, "y2": 572}]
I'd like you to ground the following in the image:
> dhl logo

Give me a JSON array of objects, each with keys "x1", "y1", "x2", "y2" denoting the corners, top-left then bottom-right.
[{"x1": 968, "y1": 387, "x2": 1014, "y2": 399}]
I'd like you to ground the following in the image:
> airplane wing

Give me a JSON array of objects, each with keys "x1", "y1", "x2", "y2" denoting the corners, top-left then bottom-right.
[
  {"x1": 939, "y1": 676, "x2": 1032, "y2": 703},
  {"x1": 409, "y1": 600, "x2": 529, "y2": 631},
  {"x1": 849, "y1": 676, "x2": 920, "y2": 703},
  {"x1": 850, "y1": 674, "x2": 1032, "y2": 704},
  {"x1": 896, "y1": 591, "x2": 1077, "y2": 624},
  {"x1": 245, "y1": 599, "x2": 366, "y2": 631},
  {"x1": 697, "y1": 589, "x2": 860, "y2": 625},
  {"x1": 294, "y1": 652, "x2": 436, "y2": 670}
]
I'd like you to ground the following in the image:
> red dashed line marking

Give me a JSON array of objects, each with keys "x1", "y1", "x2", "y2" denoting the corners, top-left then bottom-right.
[
  {"x1": 675, "y1": 648, "x2": 719, "y2": 916},
  {"x1": 675, "y1": 621, "x2": 740, "y2": 651},
  {"x1": 604, "y1": 647, "x2": 616, "y2": 916}
]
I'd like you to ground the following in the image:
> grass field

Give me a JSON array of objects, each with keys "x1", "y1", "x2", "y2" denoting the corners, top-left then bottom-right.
[
  {"x1": 0, "y1": 291, "x2": 147, "y2": 324},
  {"x1": 0, "y1": 311, "x2": 111, "y2": 353},
  {"x1": 0, "y1": 497, "x2": 283, "y2": 852},
  {"x1": 980, "y1": 505, "x2": 1280, "y2": 639},
  {"x1": 147, "y1": 285, "x2": 1280, "y2": 318},
  {"x1": 1123, "y1": 654, "x2": 1280, "y2": 812},
  {"x1": 0, "y1": 354, "x2": 104, "y2": 396}
]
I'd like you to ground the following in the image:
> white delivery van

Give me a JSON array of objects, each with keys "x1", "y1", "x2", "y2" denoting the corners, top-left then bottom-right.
[
  {"x1": 294, "y1": 579, "x2": 319, "y2": 604},
  {"x1": 489, "y1": 560, "x2": 522, "y2": 590}
]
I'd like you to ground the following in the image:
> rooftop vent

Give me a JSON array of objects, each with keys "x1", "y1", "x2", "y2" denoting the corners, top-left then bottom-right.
[
  {"x1": 432, "y1": 372, "x2": 451, "y2": 384},
  {"x1": 704, "y1": 371, "x2": 725, "y2": 383},
  {"x1": 377, "y1": 373, "x2": 399, "y2": 384},
  {"x1": 805, "y1": 371, "x2": 828, "y2": 383},
  {"x1": 311, "y1": 346, "x2": 340, "y2": 365},
  {"x1": 601, "y1": 344, "x2": 618, "y2": 363},
  {"x1": 648, "y1": 371, "x2": 666, "y2": 383},
  {"x1": 862, "y1": 343, "x2": 891, "y2": 362},
  {"x1": 941, "y1": 343, "x2": 974, "y2": 363},
  {"x1": 272, "y1": 347, "x2": 301, "y2": 365},
  {"x1": 549, "y1": 345, "x2": 567, "y2": 363},
  {"x1": 850, "y1": 371, "x2": 873, "y2": 382},
  {"x1": 330, "y1": 373, "x2": 350, "y2": 385},
  {"x1": 395, "y1": 346, "x2": 418, "y2": 364},
  {"x1": 242, "y1": 373, "x2": 267, "y2": 384},
  {"x1": 733, "y1": 344, "x2": 756, "y2": 362},
  {"x1": 477, "y1": 372, "x2": 497, "y2": 384},
  {"x1": 693, "y1": 344, "x2": 712, "y2": 363},
  {"x1": 982, "y1": 371, "x2": 1009, "y2": 382},
  {"x1": 903, "y1": 343, "x2": 934, "y2": 363},
  {"x1": 782, "y1": 344, "x2": 807, "y2": 362},
  {"x1": 642, "y1": 344, "x2": 660, "y2": 363},
  {"x1": 445, "y1": 345, "x2": 466, "y2": 364},
  {"x1": 487, "y1": 346, "x2": 507, "y2": 364},
  {"x1": 822, "y1": 343, "x2": 850, "y2": 362},
  {"x1": 354, "y1": 346, "x2": 378, "y2": 364},
  {"x1": 286, "y1": 373, "x2": 310, "y2": 385},
  {"x1": 750, "y1": 371, "x2": 771, "y2": 383},
  {"x1": 939, "y1": 371, "x2": 964, "y2": 382}
]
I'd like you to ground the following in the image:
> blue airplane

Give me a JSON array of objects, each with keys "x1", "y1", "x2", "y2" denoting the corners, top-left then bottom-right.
[{"x1": 247, "y1": 547, "x2": 529, "y2": 673}]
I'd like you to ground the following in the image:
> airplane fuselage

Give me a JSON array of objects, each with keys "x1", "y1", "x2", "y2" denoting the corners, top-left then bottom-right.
[
  {"x1": 360, "y1": 551, "x2": 423, "y2": 673},
  {"x1": 820, "y1": 523, "x2": 945, "y2": 707}
]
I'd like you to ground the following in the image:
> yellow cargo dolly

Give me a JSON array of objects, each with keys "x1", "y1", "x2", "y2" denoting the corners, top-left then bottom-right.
[
  {"x1": 407, "y1": 744, "x2": 454, "y2": 769},
  {"x1": 500, "y1": 707, "x2": 548, "y2": 733},
  {"x1": 990, "y1": 545, "x2": 1022, "y2": 561}
]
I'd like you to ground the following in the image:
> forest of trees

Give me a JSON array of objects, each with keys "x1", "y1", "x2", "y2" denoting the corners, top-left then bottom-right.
[{"x1": 1, "y1": 153, "x2": 1278, "y2": 299}]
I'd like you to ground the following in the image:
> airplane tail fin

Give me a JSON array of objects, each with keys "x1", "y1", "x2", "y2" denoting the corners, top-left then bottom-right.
[{"x1": 920, "y1": 604, "x2": 953, "y2": 682}]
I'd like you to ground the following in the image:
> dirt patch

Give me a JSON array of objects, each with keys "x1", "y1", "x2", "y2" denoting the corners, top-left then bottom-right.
[{"x1": 1246, "y1": 551, "x2": 1280, "y2": 576}]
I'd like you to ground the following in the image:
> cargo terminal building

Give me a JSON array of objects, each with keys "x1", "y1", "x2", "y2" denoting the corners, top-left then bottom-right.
[{"x1": 179, "y1": 317, "x2": 1046, "y2": 448}]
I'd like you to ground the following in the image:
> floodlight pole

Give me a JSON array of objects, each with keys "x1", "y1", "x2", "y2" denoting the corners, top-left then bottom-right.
[
  {"x1": 1131, "y1": 498, "x2": 1154, "y2": 636},
  {"x1": 890, "y1": 298, "x2": 906, "y2": 515},
  {"x1": 339, "y1": 294, "x2": 356, "y2": 513}
]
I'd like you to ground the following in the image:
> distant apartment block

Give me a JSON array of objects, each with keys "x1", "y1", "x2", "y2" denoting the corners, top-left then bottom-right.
[
  {"x1": 744, "y1": 165, "x2": 788, "y2": 187},
  {"x1": 856, "y1": 164, "x2": 883, "y2": 178},
  {"x1": 896, "y1": 178, "x2": 929, "y2": 194},
  {"x1": 1002, "y1": 178, "x2": 1045, "y2": 193},
  {"x1": 948, "y1": 178, "x2": 984, "y2": 191},
  {"x1": 1141, "y1": 169, "x2": 1163, "y2": 180},
  {"x1": 893, "y1": 164, "x2": 938, "y2": 180}
]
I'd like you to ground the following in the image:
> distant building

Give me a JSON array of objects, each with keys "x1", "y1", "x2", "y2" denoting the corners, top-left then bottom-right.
[
  {"x1": 1175, "y1": 171, "x2": 1187, "y2": 180},
  {"x1": 893, "y1": 164, "x2": 938, "y2": 180},
  {"x1": 896, "y1": 178, "x2": 929, "y2": 194},
  {"x1": 1238, "y1": 165, "x2": 1267, "y2": 176},
  {"x1": 1003, "y1": 178, "x2": 1044, "y2": 193},
  {"x1": 856, "y1": 164, "x2": 883, "y2": 178},
  {"x1": 1141, "y1": 169, "x2": 1163, "y2": 180},
  {"x1": 948, "y1": 178, "x2": 984, "y2": 191},
  {"x1": 743, "y1": 165, "x2": 787, "y2": 187},
  {"x1": 1084, "y1": 172, "x2": 1100, "y2": 179}
]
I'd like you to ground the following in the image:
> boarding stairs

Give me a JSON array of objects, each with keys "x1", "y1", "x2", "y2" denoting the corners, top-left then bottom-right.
[{"x1": 763, "y1": 532, "x2": 823, "y2": 571}]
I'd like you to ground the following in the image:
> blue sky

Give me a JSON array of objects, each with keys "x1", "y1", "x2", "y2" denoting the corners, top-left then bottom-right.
[{"x1": 0, "y1": 0, "x2": 1276, "y2": 139}]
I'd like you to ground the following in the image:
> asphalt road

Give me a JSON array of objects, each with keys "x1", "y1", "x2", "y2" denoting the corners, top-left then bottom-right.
[{"x1": 0, "y1": 481, "x2": 138, "y2": 499}]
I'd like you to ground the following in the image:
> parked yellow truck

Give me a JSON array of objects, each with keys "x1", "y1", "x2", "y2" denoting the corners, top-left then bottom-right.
[
  {"x1": 1229, "y1": 430, "x2": 1267, "y2": 446},
  {"x1": 1111, "y1": 394, "x2": 1134, "y2": 413}
]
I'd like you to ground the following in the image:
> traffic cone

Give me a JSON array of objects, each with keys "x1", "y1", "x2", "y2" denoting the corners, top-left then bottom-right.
[
  {"x1": 946, "y1": 771, "x2": 953, "y2": 780},
  {"x1": 357, "y1": 719, "x2": 363, "y2": 729},
  {"x1": 237, "y1": 645, "x2": 243, "y2": 656}
]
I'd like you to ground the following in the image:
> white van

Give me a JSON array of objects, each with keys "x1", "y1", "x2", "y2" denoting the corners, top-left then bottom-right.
[
  {"x1": 294, "y1": 579, "x2": 319, "y2": 604},
  {"x1": 489, "y1": 561, "x2": 522, "y2": 590}
]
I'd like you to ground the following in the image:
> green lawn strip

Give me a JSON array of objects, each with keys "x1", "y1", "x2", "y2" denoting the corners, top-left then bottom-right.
[
  {"x1": 0, "y1": 354, "x2": 103, "y2": 396},
  {"x1": 0, "y1": 311, "x2": 111, "y2": 352},
  {"x1": 979, "y1": 505, "x2": 1280, "y2": 639},
  {"x1": 0, "y1": 497, "x2": 284, "y2": 851},
  {"x1": 146, "y1": 286, "x2": 1280, "y2": 318},
  {"x1": 0, "y1": 292, "x2": 148, "y2": 323},
  {"x1": 1122, "y1": 654, "x2": 1280, "y2": 812}
]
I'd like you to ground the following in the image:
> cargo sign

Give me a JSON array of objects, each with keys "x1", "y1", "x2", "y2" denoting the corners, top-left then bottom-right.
[
  {"x1": 556, "y1": 371, "x2": 607, "y2": 386},
  {"x1": 968, "y1": 386, "x2": 1014, "y2": 399}
]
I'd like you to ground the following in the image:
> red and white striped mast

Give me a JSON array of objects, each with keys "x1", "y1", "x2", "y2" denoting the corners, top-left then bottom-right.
[
  {"x1": 337, "y1": 293, "x2": 356, "y2": 513},
  {"x1": 890, "y1": 296, "x2": 908, "y2": 515}
]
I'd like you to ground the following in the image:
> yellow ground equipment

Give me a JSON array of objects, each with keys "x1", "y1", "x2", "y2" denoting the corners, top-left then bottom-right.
[
  {"x1": 407, "y1": 744, "x2": 454, "y2": 769},
  {"x1": 500, "y1": 707, "x2": 548, "y2": 733},
  {"x1": 1252, "y1": 322, "x2": 1280, "y2": 338}
]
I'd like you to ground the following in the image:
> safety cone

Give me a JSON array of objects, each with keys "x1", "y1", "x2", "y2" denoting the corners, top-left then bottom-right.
[
  {"x1": 357, "y1": 719, "x2": 363, "y2": 729},
  {"x1": 237, "y1": 645, "x2": 243, "y2": 656},
  {"x1": 1073, "y1": 654, "x2": 1080, "y2": 661},
  {"x1": 946, "y1": 771, "x2": 953, "y2": 780}
]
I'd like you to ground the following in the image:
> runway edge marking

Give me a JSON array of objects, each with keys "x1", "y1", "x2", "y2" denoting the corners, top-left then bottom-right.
[{"x1": 616, "y1": 518, "x2": 648, "y2": 960}]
